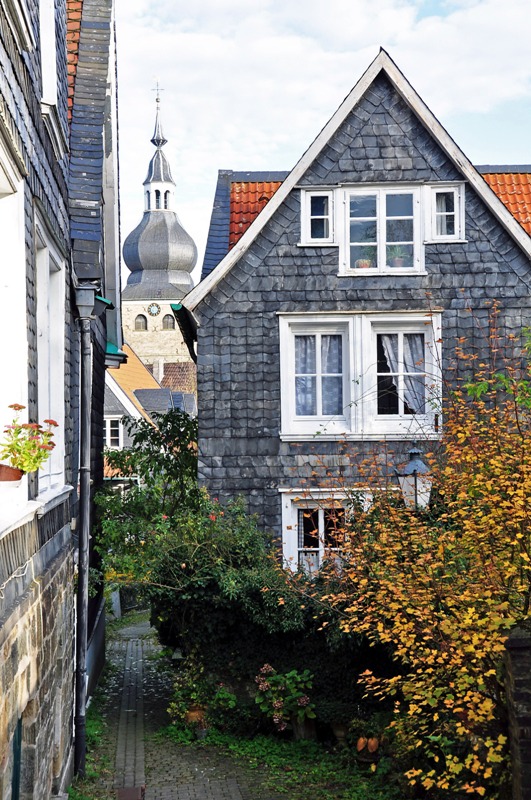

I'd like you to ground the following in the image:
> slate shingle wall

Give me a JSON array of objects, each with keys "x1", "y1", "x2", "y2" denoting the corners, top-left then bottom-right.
[{"x1": 196, "y1": 74, "x2": 531, "y2": 535}]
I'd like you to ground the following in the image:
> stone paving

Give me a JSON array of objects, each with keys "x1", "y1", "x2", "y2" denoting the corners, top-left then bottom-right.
[{"x1": 108, "y1": 617, "x2": 283, "y2": 800}]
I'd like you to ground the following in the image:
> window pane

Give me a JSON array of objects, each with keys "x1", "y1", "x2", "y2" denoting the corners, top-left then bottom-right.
[
  {"x1": 377, "y1": 334, "x2": 397, "y2": 372},
  {"x1": 386, "y1": 193, "x2": 413, "y2": 216},
  {"x1": 436, "y1": 191, "x2": 454, "y2": 213},
  {"x1": 295, "y1": 336, "x2": 316, "y2": 373},
  {"x1": 350, "y1": 220, "x2": 377, "y2": 243},
  {"x1": 296, "y1": 377, "x2": 317, "y2": 415},
  {"x1": 351, "y1": 245, "x2": 377, "y2": 267},
  {"x1": 324, "y1": 508, "x2": 345, "y2": 547},
  {"x1": 386, "y1": 244, "x2": 414, "y2": 268},
  {"x1": 299, "y1": 551, "x2": 320, "y2": 574},
  {"x1": 404, "y1": 376, "x2": 425, "y2": 414},
  {"x1": 322, "y1": 377, "x2": 343, "y2": 415},
  {"x1": 298, "y1": 509, "x2": 319, "y2": 548},
  {"x1": 310, "y1": 218, "x2": 329, "y2": 238},
  {"x1": 386, "y1": 219, "x2": 413, "y2": 242},
  {"x1": 311, "y1": 196, "x2": 328, "y2": 216},
  {"x1": 436, "y1": 215, "x2": 455, "y2": 236},
  {"x1": 377, "y1": 376, "x2": 399, "y2": 414},
  {"x1": 350, "y1": 195, "x2": 376, "y2": 217},
  {"x1": 403, "y1": 333, "x2": 425, "y2": 373},
  {"x1": 321, "y1": 335, "x2": 342, "y2": 373}
]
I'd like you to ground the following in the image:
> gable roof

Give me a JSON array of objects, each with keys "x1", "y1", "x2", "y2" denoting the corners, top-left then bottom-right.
[
  {"x1": 106, "y1": 344, "x2": 161, "y2": 422},
  {"x1": 477, "y1": 166, "x2": 531, "y2": 237},
  {"x1": 201, "y1": 170, "x2": 288, "y2": 279},
  {"x1": 184, "y1": 49, "x2": 531, "y2": 314}
]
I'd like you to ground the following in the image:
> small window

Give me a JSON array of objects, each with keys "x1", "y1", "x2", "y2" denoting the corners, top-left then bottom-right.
[
  {"x1": 135, "y1": 314, "x2": 147, "y2": 331},
  {"x1": 104, "y1": 418, "x2": 122, "y2": 449},
  {"x1": 301, "y1": 191, "x2": 334, "y2": 244},
  {"x1": 427, "y1": 185, "x2": 464, "y2": 241},
  {"x1": 162, "y1": 314, "x2": 175, "y2": 330},
  {"x1": 164, "y1": 191, "x2": 170, "y2": 209},
  {"x1": 155, "y1": 190, "x2": 161, "y2": 209},
  {"x1": 146, "y1": 191, "x2": 151, "y2": 210},
  {"x1": 297, "y1": 506, "x2": 345, "y2": 574}
]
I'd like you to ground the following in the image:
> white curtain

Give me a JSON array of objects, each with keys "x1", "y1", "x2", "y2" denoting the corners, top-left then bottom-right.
[{"x1": 321, "y1": 335, "x2": 342, "y2": 415}]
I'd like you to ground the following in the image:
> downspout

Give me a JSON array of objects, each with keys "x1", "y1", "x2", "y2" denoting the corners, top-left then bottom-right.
[{"x1": 74, "y1": 287, "x2": 97, "y2": 777}]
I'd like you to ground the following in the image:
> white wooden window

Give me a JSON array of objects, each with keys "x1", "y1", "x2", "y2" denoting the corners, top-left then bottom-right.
[
  {"x1": 426, "y1": 185, "x2": 465, "y2": 242},
  {"x1": 104, "y1": 418, "x2": 122, "y2": 449},
  {"x1": 281, "y1": 490, "x2": 349, "y2": 573},
  {"x1": 279, "y1": 317, "x2": 350, "y2": 437},
  {"x1": 279, "y1": 312, "x2": 441, "y2": 440},
  {"x1": 300, "y1": 191, "x2": 334, "y2": 244},
  {"x1": 36, "y1": 220, "x2": 65, "y2": 493},
  {"x1": 345, "y1": 187, "x2": 421, "y2": 273}
]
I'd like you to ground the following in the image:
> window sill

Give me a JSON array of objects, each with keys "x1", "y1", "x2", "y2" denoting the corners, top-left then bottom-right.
[
  {"x1": 280, "y1": 431, "x2": 441, "y2": 442},
  {"x1": 424, "y1": 238, "x2": 467, "y2": 245},
  {"x1": 0, "y1": 500, "x2": 42, "y2": 540},
  {"x1": 337, "y1": 268, "x2": 427, "y2": 277},
  {"x1": 36, "y1": 484, "x2": 74, "y2": 517},
  {"x1": 297, "y1": 242, "x2": 339, "y2": 248}
]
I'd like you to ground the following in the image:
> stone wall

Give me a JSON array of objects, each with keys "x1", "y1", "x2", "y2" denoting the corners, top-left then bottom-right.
[
  {"x1": 0, "y1": 507, "x2": 74, "y2": 800},
  {"x1": 506, "y1": 626, "x2": 531, "y2": 800}
]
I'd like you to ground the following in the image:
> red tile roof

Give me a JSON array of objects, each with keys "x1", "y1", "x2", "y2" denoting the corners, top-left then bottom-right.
[
  {"x1": 482, "y1": 172, "x2": 531, "y2": 237},
  {"x1": 229, "y1": 181, "x2": 283, "y2": 248},
  {"x1": 66, "y1": 0, "x2": 84, "y2": 123}
]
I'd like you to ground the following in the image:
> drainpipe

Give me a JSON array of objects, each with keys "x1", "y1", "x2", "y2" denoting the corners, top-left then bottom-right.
[{"x1": 74, "y1": 286, "x2": 97, "y2": 777}]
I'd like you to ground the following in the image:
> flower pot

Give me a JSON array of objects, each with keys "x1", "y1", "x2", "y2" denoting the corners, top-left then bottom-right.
[
  {"x1": 0, "y1": 464, "x2": 24, "y2": 486},
  {"x1": 331, "y1": 721, "x2": 349, "y2": 744},
  {"x1": 355, "y1": 258, "x2": 372, "y2": 269},
  {"x1": 291, "y1": 715, "x2": 316, "y2": 740},
  {"x1": 390, "y1": 257, "x2": 405, "y2": 268},
  {"x1": 184, "y1": 705, "x2": 206, "y2": 727}
]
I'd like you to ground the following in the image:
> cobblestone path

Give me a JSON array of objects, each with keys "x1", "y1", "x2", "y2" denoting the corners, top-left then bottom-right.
[{"x1": 107, "y1": 617, "x2": 283, "y2": 800}]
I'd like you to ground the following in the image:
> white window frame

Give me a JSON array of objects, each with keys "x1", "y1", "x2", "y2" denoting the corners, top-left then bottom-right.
[
  {"x1": 279, "y1": 316, "x2": 350, "y2": 437},
  {"x1": 341, "y1": 186, "x2": 422, "y2": 274},
  {"x1": 104, "y1": 417, "x2": 123, "y2": 449},
  {"x1": 280, "y1": 488, "x2": 371, "y2": 573},
  {"x1": 300, "y1": 190, "x2": 335, "y2": 245},
  {"x1": 425, "y1": 184, "x2": 465, "y2": 242},
  {"x1": 35, "y1": 218, "x2": 66, "y2": 494},
  {"x1": 0, "y1": 0, "x2": 35, "y2": 51},
  {"x1": 279, "y1": 311, "x2": 441, "y2": 441}
]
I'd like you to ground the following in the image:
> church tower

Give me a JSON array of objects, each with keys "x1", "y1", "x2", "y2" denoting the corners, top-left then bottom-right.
[{"x1": 121, "y1": 93, "x2": 197, "y2": 391}]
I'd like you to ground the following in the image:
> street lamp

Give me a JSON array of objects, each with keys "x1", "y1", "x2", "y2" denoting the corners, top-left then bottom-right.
[{"x1": 396, "y1": 446, "x2": 432, "y2": 511}]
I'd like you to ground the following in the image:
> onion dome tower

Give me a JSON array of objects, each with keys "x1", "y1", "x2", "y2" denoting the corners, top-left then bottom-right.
[
  {"x1": 122, "y1": 93, "x2": 197, "y2": 299},
  {"x1": 121, "y1": 93, "x2": 198, "y2": 392}
]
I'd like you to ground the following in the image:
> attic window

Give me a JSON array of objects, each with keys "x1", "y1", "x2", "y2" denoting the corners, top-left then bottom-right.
[
  {"x1": 427, "y1": 185, "x2": 464, "y2": 242},
  {"x1": 300, "y1": 191, "x2": 334, "y2": 244}
]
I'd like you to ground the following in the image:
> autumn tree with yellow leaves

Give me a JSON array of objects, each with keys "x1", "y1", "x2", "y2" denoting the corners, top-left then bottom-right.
[{"x1": 320, "y1": 346, "x2": 531, "y2": 798}]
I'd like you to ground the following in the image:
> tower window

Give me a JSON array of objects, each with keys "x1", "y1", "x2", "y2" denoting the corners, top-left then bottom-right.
[
  {"x1": 164, "y1": 191, "x2": 170, "y2": 209},
  {"x1": 146, "y1": 191, "x2": 151, "y2": 210},
  {"x1": 135, "y1": 314, "x2": 147, "y2": 331},
  {"x1": 162, "y1": 314, "x2": 175, "y2": 330},
  {"x1": 155, "y1": 190, "x2": 161, "y2": 209}
]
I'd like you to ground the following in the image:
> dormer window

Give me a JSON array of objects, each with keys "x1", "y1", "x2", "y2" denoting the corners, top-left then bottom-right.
[{"x1": 300, "y1": 183, "x2": 465, "y2": 272}]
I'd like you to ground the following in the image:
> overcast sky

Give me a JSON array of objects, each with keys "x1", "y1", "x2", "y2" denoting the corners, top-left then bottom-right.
[{"x1": 115, "y1": 0, "x2": 531, "y2": 284}]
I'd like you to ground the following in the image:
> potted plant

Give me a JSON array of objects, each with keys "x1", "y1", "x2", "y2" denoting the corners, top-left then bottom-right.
[
  {"x1": 0, "y1": 404, "x2": 57, "y2": 484},
  {"x1": 386, "y1": 245, "x2": 408, "y2": 269}
]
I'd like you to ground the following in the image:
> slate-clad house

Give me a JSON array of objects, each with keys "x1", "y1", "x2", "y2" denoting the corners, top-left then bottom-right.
[
  {"x1": 178, "y1": 50, "x2": 531, "y2": 572},
  {"x1": 0, "y1": 0, "x2": 121, "y2": 795}
]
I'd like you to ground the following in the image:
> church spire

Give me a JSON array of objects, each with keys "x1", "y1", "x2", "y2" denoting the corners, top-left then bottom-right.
[{"x1": 151, "y1": 87, "x2": 167, "y2": 148}]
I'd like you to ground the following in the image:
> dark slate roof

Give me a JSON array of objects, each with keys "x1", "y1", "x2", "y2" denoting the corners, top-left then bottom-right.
[
  {"x1": 133, "y1": 388, "x2": 197, "y2": 418},
  {"x1": 68, "y1": 0, "x2": 114, "y2": 281},
  {"x1": 201, "y1": 170, "x2": 288, "y2": 279},
  {"x1": 143, "y1": 148, "x2": 175, "y2": 185}
]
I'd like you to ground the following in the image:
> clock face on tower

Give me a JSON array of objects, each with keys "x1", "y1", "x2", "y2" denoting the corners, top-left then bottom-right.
[{"x1": 147, "y1": 303, "x2": 161, "y2": 317}]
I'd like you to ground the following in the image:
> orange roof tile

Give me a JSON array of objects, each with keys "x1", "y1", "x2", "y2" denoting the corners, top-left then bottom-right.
[
  {"x1": 109, "y1": 344, "x2": 161, "y2": 422},
  {"x1": 482, "y1": 172, "x2": 531, "y2": 237},
  {"x1": 66, "y1": 0, "x2": 84, "y2": 123},
  {"x1": 229, "y1": 181, "x2": 283, "y2": 248}
]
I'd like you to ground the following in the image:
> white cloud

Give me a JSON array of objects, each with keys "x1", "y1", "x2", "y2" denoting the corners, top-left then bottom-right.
[{"x1": 115, "y1": 0, "x2": 531, "y2": 282}]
